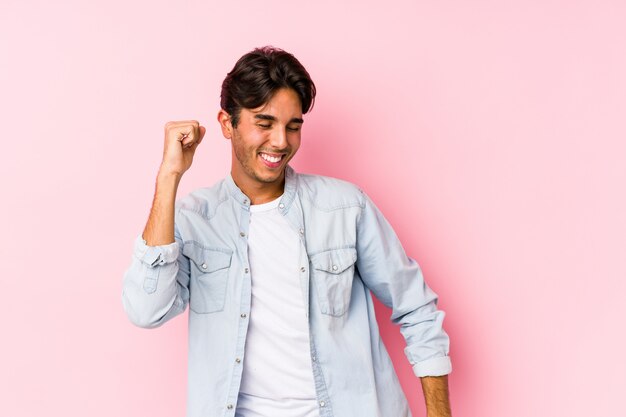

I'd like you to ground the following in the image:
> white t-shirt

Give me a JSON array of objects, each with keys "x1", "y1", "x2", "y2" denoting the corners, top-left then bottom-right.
[{"x1": 236, "y1": 196, "x2": 320, "y2": 417}]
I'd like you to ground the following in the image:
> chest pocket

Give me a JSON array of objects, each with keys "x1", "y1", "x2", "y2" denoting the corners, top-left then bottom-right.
[
  {"x1": 310, "y1": 247, "x2": 357, "y2": 316},
  {"x1": 183, "y1": 243, "x2": 232, "y2": 314}
]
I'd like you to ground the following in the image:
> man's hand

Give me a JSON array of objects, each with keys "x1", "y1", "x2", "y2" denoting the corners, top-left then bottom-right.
[
  {"x1": 420, "y1": 375, "x2": 452, "y2": 417},
  {"x1": 160, "y1": 120, "x2": 206, "y2": 177}
]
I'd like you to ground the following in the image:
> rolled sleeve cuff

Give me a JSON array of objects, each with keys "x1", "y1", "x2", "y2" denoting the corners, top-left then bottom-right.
[
  {"x1": 411, "y1": 355, "x2": 452, "y2": 377},
  {"x1": 133, "y1": 234, "x2": 180, "y2": 267}
]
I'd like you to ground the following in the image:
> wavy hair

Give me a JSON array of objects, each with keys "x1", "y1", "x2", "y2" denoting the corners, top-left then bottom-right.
[{"x1": 220, "y1": 46, "x2": 316, "y2": 128}]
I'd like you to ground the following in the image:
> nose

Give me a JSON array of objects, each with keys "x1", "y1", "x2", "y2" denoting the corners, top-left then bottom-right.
[{"x1": 268, "y1": 126, "x2": 288, "y2": 149}]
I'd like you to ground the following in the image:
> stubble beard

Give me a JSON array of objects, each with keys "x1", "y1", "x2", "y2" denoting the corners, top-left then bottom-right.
[{"x1": 234, "y1": 142, "x2": 286, "y2": 185}]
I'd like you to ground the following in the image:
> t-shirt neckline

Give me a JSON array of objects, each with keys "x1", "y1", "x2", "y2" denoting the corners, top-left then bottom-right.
[{"x1": 249, "y1": 194, "x2": 283, "y2": 213}]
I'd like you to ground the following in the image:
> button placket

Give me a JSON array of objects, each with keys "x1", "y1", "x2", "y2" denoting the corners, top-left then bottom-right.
[{"x1": 228, "y1": 205, "x2": 251, "y2": 412}]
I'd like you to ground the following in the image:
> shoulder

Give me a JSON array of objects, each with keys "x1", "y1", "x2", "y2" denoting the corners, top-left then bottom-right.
[
  {"x1": 175, "y1": 178, "x2": 229, "y2": 219},
  {"x1": 296, "y1": 172, "x2": 365, "y2": 210}
]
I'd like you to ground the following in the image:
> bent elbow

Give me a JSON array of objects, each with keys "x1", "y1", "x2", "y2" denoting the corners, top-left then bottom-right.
[{"x1": 121, "y1": 290, "x2": 166, "y2": 329}]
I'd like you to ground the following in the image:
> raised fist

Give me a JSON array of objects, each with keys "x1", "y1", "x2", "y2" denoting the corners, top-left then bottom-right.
[{"x1": 160, "y1": 120, "x2": 206, "y2": 176}]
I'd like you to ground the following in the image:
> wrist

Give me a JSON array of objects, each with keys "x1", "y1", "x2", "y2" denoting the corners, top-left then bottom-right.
[{"x1": 157, "y1": 166, "x2": 184, "y2": 183}]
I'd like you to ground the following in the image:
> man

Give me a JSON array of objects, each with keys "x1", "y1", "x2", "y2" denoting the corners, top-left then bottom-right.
[{"x1": 122, "y1": 46, "x2": 452, "y2": 417}]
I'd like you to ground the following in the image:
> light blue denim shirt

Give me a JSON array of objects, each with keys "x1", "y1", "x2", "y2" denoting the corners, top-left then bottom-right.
[{"x1": 121, "y1": 165, "x2": 451, "y2": 417}]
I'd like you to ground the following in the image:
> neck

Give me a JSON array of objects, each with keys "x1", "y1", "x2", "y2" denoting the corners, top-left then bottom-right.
[{"x1": 231, "y1": 171, "x2": 286, "y2": 205}]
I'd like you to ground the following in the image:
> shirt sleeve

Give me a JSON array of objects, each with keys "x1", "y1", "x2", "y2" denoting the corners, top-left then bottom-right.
[
  {"x1": 121, "y1": 218, "x2": 191, "y2": 328},
  {"x1": 355, "y1": 190, "x2": 452, "y2": 377}
]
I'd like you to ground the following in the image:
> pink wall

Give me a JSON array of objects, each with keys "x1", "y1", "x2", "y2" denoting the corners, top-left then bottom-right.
[{"x1": 1, "y1": 1, "x2": 625, "y2": 416}]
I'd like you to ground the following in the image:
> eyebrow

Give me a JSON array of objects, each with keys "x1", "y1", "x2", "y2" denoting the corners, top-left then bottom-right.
[{"x1": 254, "y1": 114, "x2": 304, "y2": 124}]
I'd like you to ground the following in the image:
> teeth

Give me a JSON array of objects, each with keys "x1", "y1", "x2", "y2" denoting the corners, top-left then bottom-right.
[{"x1": 260, "y1": 153, "x2": 282, "y2": 163}]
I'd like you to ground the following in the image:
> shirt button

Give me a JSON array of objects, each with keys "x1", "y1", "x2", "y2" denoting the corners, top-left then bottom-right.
[
  {"x1": 300, "y1": 267, "x2": 306, "y2": 272},
  {"x1": 312, "y1": 355, "x2": 316, "y2": 362},
  {"x1": 201, "y1": 263, "x2": 207, "y2": 269},
  {"x1": 299, "y1": 228, "x2": 304, "y2": 234},
  {"x1": 235, "y1": 357, "x2": 241, "y2": 363},
  {"x1": 245, "y1": 268, "x2": 249, "y2": 273},
  {"x1": 239, "y1": 232, "x2": 245, "y2": 237},
  {"x1": 227, "y1": 404, "x2": 233, "y2": 409},
  {"x1": 319, "y1": 400, "x2": 325, "y2": 407},
  {"x1": 279, "y1": 203, "x2": 285, "y2": 209},
  {"x1": 243, "y1": 199, "x2": 248, "y2": 204},
  {"x1": 240, "y1": 313, "x2": 247, "y2": 318},
  {"x1": 332, "y1": 265, "x2": 338, "y2": 271}
]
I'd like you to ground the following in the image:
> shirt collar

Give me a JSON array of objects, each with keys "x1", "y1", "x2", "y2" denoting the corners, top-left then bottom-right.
[{"x1": 225, "y1": 165, "x2": 298, "y2": 213}]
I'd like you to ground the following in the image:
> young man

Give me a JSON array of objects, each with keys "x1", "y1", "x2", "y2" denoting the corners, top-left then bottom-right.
[{"x1": 122, "y1": 46, "x2": 452, "y2": 417}]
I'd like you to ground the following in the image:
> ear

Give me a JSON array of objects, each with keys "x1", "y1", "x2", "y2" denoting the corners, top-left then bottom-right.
[{"x1": 217, "y1": 109, "x2": 233, "y2": 140}]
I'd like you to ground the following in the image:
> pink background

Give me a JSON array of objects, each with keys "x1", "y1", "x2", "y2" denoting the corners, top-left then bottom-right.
[{"x1": 1, "y1": 1, "x2": 625, "y2": 416}]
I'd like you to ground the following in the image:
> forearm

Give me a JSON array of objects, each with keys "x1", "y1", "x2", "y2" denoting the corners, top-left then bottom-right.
[
  {"x1": 122, "y1": 169, "x2": 183, "y2": 328},
  {"x1": 420, "y1": 375, "x2": 452, "y2": 417},
  {"x1": 122, "y1": 183, "x2": 186, "y2": 328},
  {"x1": 142, "y1": 169, "x2": 182, "y2": 246}
]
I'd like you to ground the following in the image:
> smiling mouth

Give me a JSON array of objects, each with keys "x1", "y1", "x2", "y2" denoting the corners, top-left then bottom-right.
[{"x1": 259, "y1": 152, "x2": 285, "y2": 164}]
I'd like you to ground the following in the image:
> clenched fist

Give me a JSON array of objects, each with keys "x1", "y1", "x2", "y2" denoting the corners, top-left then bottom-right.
[{"x1": 160, "y1": 120, "x2": 206, "y2": 177}]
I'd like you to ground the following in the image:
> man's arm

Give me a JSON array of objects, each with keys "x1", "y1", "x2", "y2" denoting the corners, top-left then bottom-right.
[
  {"x1": 421, "y1": 375, "x2": 452, "y2": 417},
  {"x1": 354, "y1": 189, "x2": 452, "y2": 409},
  {"x1": 142, "y1": 120, "x2": 205, "y2": 245},
  {"x1": 121, "y1": 121, "x2": 205, "y2": 328}
]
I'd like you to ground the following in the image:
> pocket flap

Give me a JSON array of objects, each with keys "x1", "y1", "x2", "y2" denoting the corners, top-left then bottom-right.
[
  {"x1": 183, "y1": 243, "x2": 232, "y2": 273},
  {"x1": 310, "y1": 247, "x2": 357, "y2": 274}
]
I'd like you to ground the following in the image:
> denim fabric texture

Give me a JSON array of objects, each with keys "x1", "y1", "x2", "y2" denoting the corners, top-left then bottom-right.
[{"x1": 122, "y1": 165, "x2": 452, "y2": 417}]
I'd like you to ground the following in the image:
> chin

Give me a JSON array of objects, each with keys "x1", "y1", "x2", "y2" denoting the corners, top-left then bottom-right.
[
  {"x1": 256, "y1": 173, "x2": 282, "y2": 183},
  {"x1": 253, "y1": 168, "x2": 284, "y2": 182}
]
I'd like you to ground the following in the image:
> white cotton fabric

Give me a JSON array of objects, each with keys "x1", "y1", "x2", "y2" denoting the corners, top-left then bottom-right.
[{"x1": 236, "y1": 196, "x2": 319, "y2": 417}]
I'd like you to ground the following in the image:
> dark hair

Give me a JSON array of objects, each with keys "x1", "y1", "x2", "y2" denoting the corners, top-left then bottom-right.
[{"x1": 220, "y1": 46, "x2": 316, "y2": 128}]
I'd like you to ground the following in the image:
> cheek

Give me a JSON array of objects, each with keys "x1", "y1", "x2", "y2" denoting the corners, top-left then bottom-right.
[
  {"x1": 235, "y1": 133, "x2": 263, "y2": 153},
  {"x1": 247, "y1": 131, "x2": 270, "y2": 148},
  {"x1": 290, "y1": 136, "x2": 302, "y2": 152}
]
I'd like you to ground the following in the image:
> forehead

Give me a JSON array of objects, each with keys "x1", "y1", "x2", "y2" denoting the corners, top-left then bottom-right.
[{"x1": 247, "y1": 88, "x2": 302, "y2": 117}]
